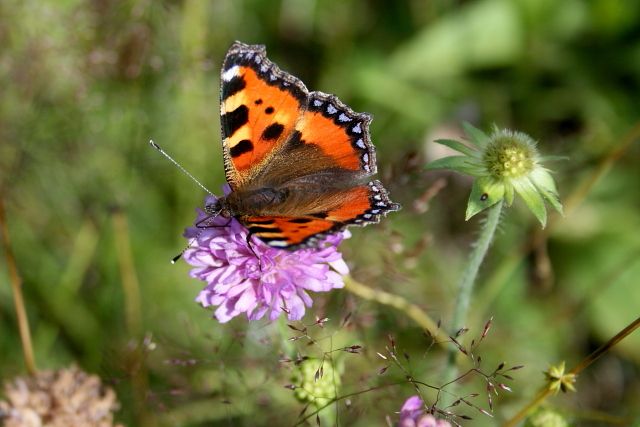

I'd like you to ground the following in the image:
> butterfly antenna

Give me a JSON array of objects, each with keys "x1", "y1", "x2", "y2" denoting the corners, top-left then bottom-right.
[
  {"x1": 170, "y1": 210, "x2": 222, "y2": 264},
  {"x1": 149, "y1": 140, "x2": 214, "y2": 196}
]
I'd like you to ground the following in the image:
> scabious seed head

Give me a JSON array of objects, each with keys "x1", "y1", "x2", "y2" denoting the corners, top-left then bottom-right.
[
  {"x1": 483, "y1": 130, "x2": 537, "y2": 180},
  {"x1": 0, "y1": 366, "x2": 122, "y2": 427},
  {"x1": 426, "y1": 123, "x2": 563, "y2": 227},
  {"x1": 291, "y1": 359, "x2": 340, "y2": 408}
]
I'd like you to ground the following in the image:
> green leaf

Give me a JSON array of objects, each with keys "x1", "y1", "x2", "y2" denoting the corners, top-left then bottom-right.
[
  {"x1": 465, "y1": 176, "x2": 505, "y2": 220},
  {"x1": 463, "y1": 122, "x2": 490, "y2": 149},
  {"x1": 512, "y1": 177, "x2": 547, "y2": 227},
  {"x1": 530, "y1": 168, "x2": 564, "y2": 215},
  {"x1": 504, "y1": 183, "x2": 515, "y2": 206},
  {"x1": 425, "y1": 155, "x2": 484, "y2": 176},
  {"x1": 434, "y1": 138, "x2": 479, "y2": 157}
]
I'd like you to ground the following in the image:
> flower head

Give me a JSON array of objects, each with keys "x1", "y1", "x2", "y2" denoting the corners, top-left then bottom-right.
[
  {"x1": 183, "y1": 194, "x2": 350, "y2": 323},
  {"x1": 398, "y1": 396, "x2": 451, "y2": 427},
  {"x1": 545, "y1": 361, "x2": 576, "y2": 394},
  {"x1": 291, "y1": 358, "x2": 340, "y2": 408},
  {"x1": 0, "y1": 366, "x2": 122, "y2": 427},
  {"x1": 427, "y1": 123, "x2": 563, "y2": 227}
]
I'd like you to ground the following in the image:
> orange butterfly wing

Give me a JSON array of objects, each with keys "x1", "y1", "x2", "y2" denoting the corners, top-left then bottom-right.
[
  {"x1": 220, "y1": 43, "x2": 306, "y2": 190},
  {"x1": 219, "y1": 42, "x2": 399, "y2": 250}
]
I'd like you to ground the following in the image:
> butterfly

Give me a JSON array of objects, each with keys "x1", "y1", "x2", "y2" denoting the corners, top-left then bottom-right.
[{"x1": 206, "y1": 41, "x2": 400, "y2": 250}]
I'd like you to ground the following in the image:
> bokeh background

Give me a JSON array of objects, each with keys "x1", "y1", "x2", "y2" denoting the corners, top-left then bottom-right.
[{"x1": 1, "y1": 0, "x2": 640, "y2": 425}]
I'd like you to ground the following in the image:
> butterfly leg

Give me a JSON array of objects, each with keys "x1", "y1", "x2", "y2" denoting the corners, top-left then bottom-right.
[{"x1": 196, "y1": 217, "x2": 232, "y2": 229}]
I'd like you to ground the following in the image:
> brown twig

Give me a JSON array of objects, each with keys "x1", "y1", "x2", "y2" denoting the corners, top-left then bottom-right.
[
  {"x1": 0, "y1": 198, "x2": 37, "y2": 375},
  {"x1": 502, "y1": 315, "x2": 640, "y2": 427}
]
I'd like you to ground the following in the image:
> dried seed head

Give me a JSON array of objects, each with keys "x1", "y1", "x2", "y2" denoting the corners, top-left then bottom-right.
[{"x1": 0, "y1": 365, "x2": 123, "y2": 427}]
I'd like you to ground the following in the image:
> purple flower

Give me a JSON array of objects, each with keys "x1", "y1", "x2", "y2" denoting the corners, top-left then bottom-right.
[
  {"x1": 183, "y1": 194, "x2": 350, "y2": 323},
  {"x1": 399, "y1": 396, "x2": 451, "y2": 427}
]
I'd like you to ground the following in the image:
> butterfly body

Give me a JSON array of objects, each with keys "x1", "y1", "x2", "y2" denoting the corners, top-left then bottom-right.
[{"x1": 217, "y1": 42, "x2": 400, "y2": 250}]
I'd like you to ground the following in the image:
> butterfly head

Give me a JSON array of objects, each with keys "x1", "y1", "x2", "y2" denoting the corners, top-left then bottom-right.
[{"x1": 204, "y1": 198, "x2": 231, "y2": 219}]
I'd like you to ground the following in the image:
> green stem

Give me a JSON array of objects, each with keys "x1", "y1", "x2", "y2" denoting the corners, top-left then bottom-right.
[{"x1": 445, "y1": 199, "x2": 504, "y2": 381}]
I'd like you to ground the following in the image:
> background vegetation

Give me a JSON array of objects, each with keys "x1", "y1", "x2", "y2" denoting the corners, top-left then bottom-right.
[{"x1": 1, "y1": 0, "x2": 639, "y2": 425}]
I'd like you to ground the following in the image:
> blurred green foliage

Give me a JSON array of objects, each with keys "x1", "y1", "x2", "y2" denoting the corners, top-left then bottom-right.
[{"x1": 1, "y1": 0, "x2": 639, "y2": 426}]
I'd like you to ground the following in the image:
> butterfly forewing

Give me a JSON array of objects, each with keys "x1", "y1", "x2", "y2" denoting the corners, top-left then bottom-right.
[{"x1": 220, "y1": 43, "x2": 308, "y2": 190}]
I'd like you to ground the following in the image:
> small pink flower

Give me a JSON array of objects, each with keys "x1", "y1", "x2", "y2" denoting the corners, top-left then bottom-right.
[
  {"x1": 183, "y1": 194, "x2": 350, "y2": 323},
  {"x1": 398, "y1": 396, "x2": 451, "y2": 427}
]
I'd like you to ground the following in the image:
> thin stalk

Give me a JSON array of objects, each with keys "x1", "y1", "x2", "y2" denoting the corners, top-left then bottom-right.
[
  {"x1": 343, "y1": 276, "x2": 449, "y2": 346},
  {"x1": 0, "y1": 198, "x2": 37, "y2": 375},
  {"x1": 502, "y1": 315, "x2": 640, "y2": 427},
  {"x1": 445, "y1": 199, "x2": 504, "y2": 380}
]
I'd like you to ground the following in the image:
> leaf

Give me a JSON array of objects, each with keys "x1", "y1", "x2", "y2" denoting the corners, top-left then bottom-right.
[
  {"x1": 434, "y1": 138, "x2": 479, "y2": 157},
  {"x1": 463, "y1": 122, "x2": 490, "y2": 149},
  {"x1": 425, "y1": 155, "x2": 484, "y2": 176},
  {"x1": 512, "y1": 177, "x2": 547, "y2": 227},
  {"x1": 530, "y1": 168, "x2": 564, "y2": 215},
  {"x1": 466, "y1": 177, "x2": 505, "y2": 220}
]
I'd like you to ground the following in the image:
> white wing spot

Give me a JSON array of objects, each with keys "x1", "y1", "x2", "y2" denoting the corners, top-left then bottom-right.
[
  {"x1": 371, "y1": 209, "x2": 380, "y2": 214},
  {"x1": 260, "y1": 64, "x2": 268, "y2": 73},
  {"x1": 338, "y1": 113, "x2": 351, "y2": 122},
  {"x1": 355, "y1": 138, "x2": 366, "y2": 149},
  {"x1": 374, "y1": 194, "x2": 382, "y2": 200},
  {"x1": 370, "y1": 183, "x2": 379, "y2": 191},
  {"x1": 222, "y1": 66, "x2": 239, "y2": 82},
  {"x1": 313, "y1": 99, "x2": 322, "y2": 107},
  {"x1": 363, "y1": 153, "x2": 369, "y2": 164},
  {"x1": 255, "y1": 56, "x2": 262, "y2": 64},
  {"x1": 352, "y1": 123, "x2": 362, "y2": 134},
  {"x1": 363, "y1": 214, "x2": 372, "y2": 219},
  {"x1": 268, "y1": 240, "x2": 288, "y2": 247},
  {"x1": 327, "y1": 104, "x2": 337, "y2": 114}
]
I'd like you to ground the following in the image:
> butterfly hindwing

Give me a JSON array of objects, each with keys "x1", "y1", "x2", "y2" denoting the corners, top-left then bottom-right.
[{"x1": 241, "y1": 180, "x2": 399, "y2": 249}]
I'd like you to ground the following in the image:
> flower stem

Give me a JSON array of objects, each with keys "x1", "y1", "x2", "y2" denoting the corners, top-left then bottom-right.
[
  {"x1": 0, "y1": 198, "x2": 37, "y2": 375},
  {"x1": 343, "y1": 276, "x2": 449, "y2": 346},
  {"x1": 445, "y1": 199, "x2": 503, "y2": 380},
  {"x1": 502, "y1": 315, "x2": 640, "y2": 427}
]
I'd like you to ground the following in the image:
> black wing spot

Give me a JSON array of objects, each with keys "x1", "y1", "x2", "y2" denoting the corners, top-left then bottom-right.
[
  {"x1": 261, "y1": 123, "x2": 284, "y2": 140},
  {"x1": 254, "y1": 99, "x2": 263, "y2": 105},
  {"x1": 222, "y1": 105, "x2": 249, "y2": 138},
  {"x1": 287, "y1": 130, "x2": 305, "y2": 149},
  {"x1": 311, "y1": 212, "x2": 328, "y2": 219},
  {"x1": 230, "y1": 139, "x2": 253, "y2": 157},
  {"x1": 265, "y1": 106, "x2": 274, "y2": 114},
  {"x1": 222, "y1": 76, "x2": 246, "y2": 101},
  {"x1": 248, "y1": 225, "x2": 282, "y2": 234},
  {"x1": 247, "y1": 218, "x2": 274, "y2": 225},
  {"x1": 289, "y1": 218, "x2": 312, "y2": 224}
]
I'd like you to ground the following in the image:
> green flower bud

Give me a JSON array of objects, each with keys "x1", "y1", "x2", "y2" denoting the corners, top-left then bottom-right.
[
  {"x1": 525, "y1": 408, "x2": 569, "y2": 427},
  {"x1": 426, "y1": 123, "x2": 563, "y2": 227},
  {"x1": 291, "y1": 359, "x2": 340, "y2": 408}
]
